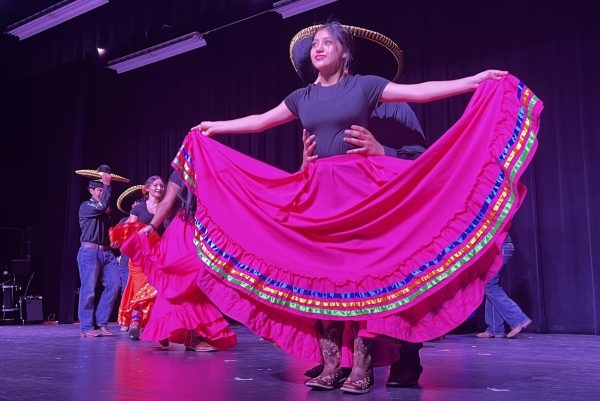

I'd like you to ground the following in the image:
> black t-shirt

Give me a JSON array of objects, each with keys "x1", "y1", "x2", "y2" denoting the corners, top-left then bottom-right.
[
  {"x1": 131, "y1": 202, "x2": 154, "y2": 225},
  {"x1": 284, "y1": 74, "x2": 389, "y2": 158},
  {"x1": 131, "y1": 201, "x2": 166, "y2": 235}
]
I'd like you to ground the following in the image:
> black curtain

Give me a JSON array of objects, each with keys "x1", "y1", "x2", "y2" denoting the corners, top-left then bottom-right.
[{"x1": 0, "y1": 0, "x2": 598, "y2": 333}]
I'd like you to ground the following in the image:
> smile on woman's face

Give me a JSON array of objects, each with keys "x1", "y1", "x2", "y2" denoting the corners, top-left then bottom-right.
[
  {"x1": 148, "y1": 179, "x2": 165, "y2": 200},
  {"x1": 310, "y1": 28, "x2": 345, "y2": 73}
]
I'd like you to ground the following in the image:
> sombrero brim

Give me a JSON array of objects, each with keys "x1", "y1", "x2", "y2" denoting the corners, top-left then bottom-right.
[
  {"x1": 290, "y1": 24, "x2": 403, "y2": 83},
  {"x1": 116, "y1": 185, "x2": 145, "y2": 214},
  {"x1": 75, "y1": 169, "x2": 130, "y2": 183}
]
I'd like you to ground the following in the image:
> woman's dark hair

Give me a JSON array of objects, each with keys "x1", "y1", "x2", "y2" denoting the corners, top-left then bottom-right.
[
  {"x1": 314, "y1": 21, "x2": 354, "y2": 74},
  {"x1": 144, "y1": 175, "x2": 162, "y2": 188},
  {"x1": 178, "y1": 185, "x2": 197, "y2": 223},
  {"x1": 164, "y1": 182, "x2": 196, "y2": 226}
]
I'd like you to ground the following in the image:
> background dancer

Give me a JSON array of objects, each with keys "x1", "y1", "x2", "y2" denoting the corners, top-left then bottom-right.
[
  {"x1": 116, "y1": 176, "x2": 165, "y2": 340},
  {"x1": 126, "y1": 171, "x2": 238, "y2": 352},
  {"x1": 76, "y1": 165, "x2": 121, "y2": 338},
  {"x1": 477, "y1": 232, "x2": 532, "y2": 339}
]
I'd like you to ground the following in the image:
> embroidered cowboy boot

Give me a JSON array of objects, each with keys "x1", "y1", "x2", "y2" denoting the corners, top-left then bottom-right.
[
  {"x1": 305, "y1": 321, "x2": 348, "y2": 390},
  {"x1": 341, "y1": 336, "x2": 374, "y2": 394}
]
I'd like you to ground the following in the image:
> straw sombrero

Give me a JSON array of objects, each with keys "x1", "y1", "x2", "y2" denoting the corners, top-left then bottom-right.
[
  {"x1": 116, "y1": 185, "x2": 146, "y2": 214},
  {"x1": 289, "y1": 24, "x2": 403, "y2": 83},
  {"x1": 75, "y1": 164, "x2": 130, "y2": 183}
]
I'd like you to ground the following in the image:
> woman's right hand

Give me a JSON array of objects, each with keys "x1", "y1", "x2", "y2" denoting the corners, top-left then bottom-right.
[
  {"x1": 301, "y1": 129, "x2": 318, "y2": 169},
  {"x1": 191, "y1": 121, "x2": 217, "y2": 136}
]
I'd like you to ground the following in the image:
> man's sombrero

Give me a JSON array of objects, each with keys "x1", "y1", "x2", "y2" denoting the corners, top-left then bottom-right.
[
  {"x1": 75, "y1": 164, "x2": 130, "y2": 183},
  {"x1": 289, "y1": 24, "x2": 403, "y2": 83},
  {"x1": 116, "y1": 185, "x2": 146, "y2": 214}
]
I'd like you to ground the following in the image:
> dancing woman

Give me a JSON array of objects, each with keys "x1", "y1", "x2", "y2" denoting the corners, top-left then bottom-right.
[
  {"x1": 116, "y1": 175, "x2": 164, "y2": 340},
  {"x1": 127, "y1": 171, "x2": 238, "y2": 352},
  {"x1": 131, "y1": 22, "x2": 542, "y2": 393}
]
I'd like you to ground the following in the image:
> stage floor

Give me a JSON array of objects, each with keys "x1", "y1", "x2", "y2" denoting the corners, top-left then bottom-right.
[{"x1": 0, "y1": 323, "x2": 598, "y2": 401}]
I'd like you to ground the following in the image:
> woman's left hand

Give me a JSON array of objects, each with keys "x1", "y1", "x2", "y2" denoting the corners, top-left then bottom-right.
[
  {"x1": 191, "y1": 121, "x2": 217, "y2": 136},
  {"x1": 473, "y1": 70, "x2": 509, "y2": 85}
]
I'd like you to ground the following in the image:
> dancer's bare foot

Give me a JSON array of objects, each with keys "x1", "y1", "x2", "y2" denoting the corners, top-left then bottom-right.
[{"x1": 507, "y1": 319, "x2": 532, "y2": 338}]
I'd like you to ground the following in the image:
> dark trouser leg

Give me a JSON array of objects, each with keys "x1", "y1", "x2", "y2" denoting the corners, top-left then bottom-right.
[
  {"x1": 387, "y1": 341, "x2": 423, "y2": 387},
  {"x1": 304, "y1": 363, "x2": 324, "y2": 378}
]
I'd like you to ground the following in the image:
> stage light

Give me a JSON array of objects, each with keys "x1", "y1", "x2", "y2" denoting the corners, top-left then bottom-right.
[
  {"x1": 6, "y1": 0, "x2": 109, "y2": 40},
  {"x1": 273, "y1": 0, "x2": 337, "y2": 19},
  {"x1": 97, "y1": 47, "x2": 106, "y2": 56},
  {"x1": 106, "y1": 32, "x2": 206, "y2": 74}
]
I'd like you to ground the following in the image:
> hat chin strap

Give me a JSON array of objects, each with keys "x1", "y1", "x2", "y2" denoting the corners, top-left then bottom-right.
[
  {"x1": 315, "y1": 52, "x2": 346, "y2": 84},
  {"x1": 317, "y1": 65, "x2": 345, "y2": 85}
]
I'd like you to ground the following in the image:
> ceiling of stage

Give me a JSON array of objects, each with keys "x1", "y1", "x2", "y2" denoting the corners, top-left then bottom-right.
[
  {"x1": 0, "y1": 0, "x2": 59, "y2": 30},
  {"x1": 0, "y1": 1, "x2": 274, "y2": 31},
  {"x1": 0, "y1": 0, "x2": 277, "y2": 72}
]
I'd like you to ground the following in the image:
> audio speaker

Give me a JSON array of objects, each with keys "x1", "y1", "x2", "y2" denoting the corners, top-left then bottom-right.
[{"x1": 20, "y1": 296, "x2": 43, "y2": 322}]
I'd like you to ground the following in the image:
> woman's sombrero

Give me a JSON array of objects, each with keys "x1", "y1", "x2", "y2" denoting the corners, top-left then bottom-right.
[
  {"x1": 116, "y1": 185, "x2": 146, "y2": 214},
  {"x1": 289, "y1": 24, "x2": 403, "y2": 83},
  {"x1": 75, "y1": 164, "x2": 130, "y2": 183}
]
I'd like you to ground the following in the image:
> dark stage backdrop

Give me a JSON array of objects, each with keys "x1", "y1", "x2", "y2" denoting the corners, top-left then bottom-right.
[{"x1": 0, "y1": 0, "x2": 597, "y2": 334}]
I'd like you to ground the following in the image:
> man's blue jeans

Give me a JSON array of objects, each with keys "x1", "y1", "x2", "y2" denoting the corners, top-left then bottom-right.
[
  {"x1": 77, "y1": 247, "x2": 120, "y2": 332},
  {"x1": 484, "y1": 242, "x2": 530, "y2": 335}
]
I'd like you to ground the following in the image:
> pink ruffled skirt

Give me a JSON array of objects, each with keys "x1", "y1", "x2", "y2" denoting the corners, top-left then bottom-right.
[{"x1": 128, "y1": 75, "x2": 542, "y2": 365}]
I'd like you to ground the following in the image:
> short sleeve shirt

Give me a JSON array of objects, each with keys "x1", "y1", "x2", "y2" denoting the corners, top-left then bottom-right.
[
  {"x1": 284, "y1": 74, "x2": 389, "y2": 158},
  {"x1": 131, "y1": 202, "x2": 154, "y2": 225}
]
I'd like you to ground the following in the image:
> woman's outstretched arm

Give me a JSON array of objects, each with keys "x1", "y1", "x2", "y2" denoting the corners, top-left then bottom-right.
[
  {"x1": 191, "y1": 101, "x2": 296, "y2": 136},
  {"x1": 381, "y1": 70, "x2": 508, "y2": 103}
]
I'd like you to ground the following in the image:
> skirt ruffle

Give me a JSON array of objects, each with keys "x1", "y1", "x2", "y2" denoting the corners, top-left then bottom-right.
[{"x1": 122, "y1": 220, "x2": 237, "y2": 350}]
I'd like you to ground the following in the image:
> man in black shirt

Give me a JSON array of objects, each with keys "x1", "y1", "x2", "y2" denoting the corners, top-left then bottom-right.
[{"x1": 77, "y1": 167, "x2": 120, "y2": 337}]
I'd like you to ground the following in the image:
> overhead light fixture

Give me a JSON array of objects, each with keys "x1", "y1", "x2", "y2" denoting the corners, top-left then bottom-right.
[
  {"x1": 6, "y1": 0, "x2": 109, "y2": 40},
  {"x1": 273, "y1": 0, "x2": 337, "y2": 19},
  {"x1": 107, "y1": 32, "x2": 206, "y2": 74}
]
